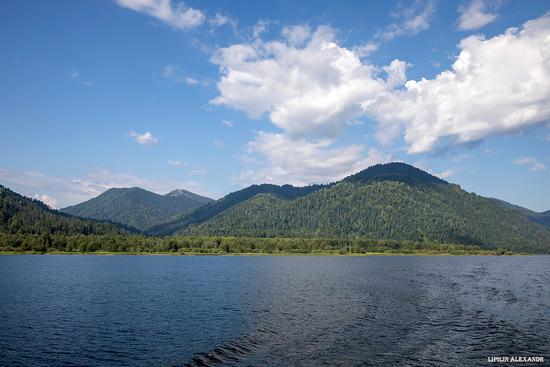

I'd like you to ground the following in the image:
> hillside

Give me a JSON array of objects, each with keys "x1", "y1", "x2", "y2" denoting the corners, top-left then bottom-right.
[
  {"x1": 489, "y1": 198, "x2": 550, "y2": 229},
  {"x1": 61, "y1": 187, "x2": 213, "y2": 230},
  {"x1": 157, "y1": 163, "x2": 550, "y2": 252},
  {"x1": 148, "y1": 183, "x2": 328, "y2": 236},
  {"x1": 0, "y1": 185, "x2": 124, "y2": 236}
]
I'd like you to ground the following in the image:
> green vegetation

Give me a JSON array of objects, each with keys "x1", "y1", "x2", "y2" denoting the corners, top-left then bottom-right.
[
  {"x1": 148, "y1": 183, "x2": 327, "y2": 236},
  {"x1": 2, "y1": 163, "x2": 550, "y2": 255},
  {"x1": 0, "y1": 234, "x2": 513, "y2": 255},
  {"x1": 167, "y1": 164, "x2": 550, "y2": 253},
  {"x1": 60, "y1": 187, "x2": 212, "y2": 230},
  {"x1": 0, "y1": 184, "x2": 127, "y2": 236}
]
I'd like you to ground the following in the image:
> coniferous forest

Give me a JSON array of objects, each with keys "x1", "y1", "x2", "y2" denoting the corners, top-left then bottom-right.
[{"x1": 2, "y1": 163, "x2": 550, "y2": 254}]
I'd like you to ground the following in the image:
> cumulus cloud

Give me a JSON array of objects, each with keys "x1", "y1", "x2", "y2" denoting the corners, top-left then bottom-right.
[
  {"x1": 211, "y1": 26, "x2": 390, "y2": 139},
  {"x1": 33, "y1": 194, "x2": 58, "y2": 209},
  {"x1": 281, "y1": 25, "x2": 311, "y2": 46},
  {"x1": 116, "y1": 0, "x2": 204, "y2": 29},
  {"x1": 211, "y1": 25, "x2": 399, "y2": 184},
  {"x1": 241, "y1": 132, "x2": 391, "y2": 186},
  {"x1": 513, "y1": 157, "x2": 546, "y2": 172},
  {"x1": 212, "y1": 14, "x2": 550, "y2": 185},
  {"x1": 366, "y1": 14, "x2": 550, "y2": 153},
  {"x1": 128, "y1": 131, "x2": 158, "y2": 145},
  {"x1": 458, "y1": 0, "x2": 498, "y2": 31}
]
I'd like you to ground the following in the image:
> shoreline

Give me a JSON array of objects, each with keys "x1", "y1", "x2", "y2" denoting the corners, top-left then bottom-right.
[{"x1": 0, "y1": 250, "x2": 527, "y2": 256}]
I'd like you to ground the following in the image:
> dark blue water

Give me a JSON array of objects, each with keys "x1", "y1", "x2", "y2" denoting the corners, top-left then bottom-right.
[{"x1": 0, "y1": 255, "x2": 549, "y2": 366}]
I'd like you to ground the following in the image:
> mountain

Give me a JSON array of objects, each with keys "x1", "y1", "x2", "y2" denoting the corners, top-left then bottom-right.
[
  {"x1": 61, "y1": 187, "x2": 213, "y2": 230},
  {"x1": 489, "y1": 198, "x2": 550, "y2": 229},
  {"x1": 151, "y1": 163, "x2": 550, "y2": 253},
  {"x1": 0, "y1": 185, "x2": 124, "y2": 236},
  {"x1": 148, "y1": 183, "x2": 328, "y2": 236}
]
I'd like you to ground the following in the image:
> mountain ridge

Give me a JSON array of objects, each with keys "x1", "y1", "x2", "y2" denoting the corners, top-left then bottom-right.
[
  {"x1": 149, "y1": 162, "x2": 550, "y2": 252},
  {"x1": 61, "y1": 187, "x2": 213, "y2": 230}
]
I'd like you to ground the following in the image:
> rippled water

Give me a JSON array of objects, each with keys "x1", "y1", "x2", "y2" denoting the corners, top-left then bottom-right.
[{"x1": 0, "y1": 255, "x2": 549, "y2": 366}]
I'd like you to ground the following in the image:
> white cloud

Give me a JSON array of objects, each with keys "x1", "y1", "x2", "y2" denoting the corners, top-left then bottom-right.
[
  {"x1": 379, "y1": 0, "x2": 436, "y2": 41},
  {"x1": 184, "y1": 76, "x2": 199, "y2": 85},
  {"x1": 116, "y1": 0, "x2": 204, "y2": 29},
  {"x1": 435, "y1": 168, "x2": 462, "y2": 179},
  {"x1": 211, "y1": 26, "x2": 391, "y2": 139},
  {"x1": 168, "y1": 159, "x2": 187, "y2": 167},
  {"x1": 252, "y1": 19, "x2": 270, "y2": 38},
  {"x1": 70, "y1": 70, "x2": 80, "y2": 79},
  {"x1": 33, "y1": 194, "x2": 58, "y2": 209},
  {"x1": 366, "y1": 14, "x2": 550, "y2": 153},
  {"x1": 222, "y1": 120, "x2": 234, "y2": 127},
  {"x1": 513, "y1": 156, "x2": 546, "y2": 172},
  {"x1": 161, "y1": 65, "x2": 207, "y2": 86},
  {"x1": 212, "y1": 14, "x2": 550, "y2": 185},
  {"x1": 128, "y1": 131, "x2": 158, "y2": 145},
  {"x1": 209, "y1": 12, "x2": 238, "y2": 32},
  {"x1": 458, "y1": 0, "x2": 497, "y2": 31},
  {"x1": 213, "y1": 139, "x2": 229, "y2": 148},
  {"x1": 353, "y1": 42, "x2": 379, "y2": 58},
  {"x1": 241, "y1": 132, "x2": 391, "y2": 185},
  {"x1": 281, "y1": 24, "x2": 311, "y2": 46}
]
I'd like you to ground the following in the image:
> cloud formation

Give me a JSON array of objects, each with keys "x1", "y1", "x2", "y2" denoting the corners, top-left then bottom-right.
[
  {"x1": 458, "y1": 0, "x2": 497, "y2": 31},
  {"x1": 241, "y1": 132, "x2": 391, "y2": 185},
  {"x1": 212, "y1": 14, "x2": 550, "y2": 185},
  {"x1": 33, "y1": 194, "x2": 58, "y2": 209},
  {"x1": 379, "y1": 0, "x2": 436, "y2": 41},
  {"x1": 128, "y1": 131, "x2": 158, "y2": 145},
  {"x1": 367, "y1": 14, "x2": 550, "y2": 153},
  {"x1": 513, "y1": 157, "x2": 546, "y2": 172},
  {"x1": 116, "y1": 0, "x2": 204, "y2": 29}
]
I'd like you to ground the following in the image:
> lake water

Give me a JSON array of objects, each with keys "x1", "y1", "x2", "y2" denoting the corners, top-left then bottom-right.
[{"x1": 0, "y1": 255, "x2": 549, "y2": 366}]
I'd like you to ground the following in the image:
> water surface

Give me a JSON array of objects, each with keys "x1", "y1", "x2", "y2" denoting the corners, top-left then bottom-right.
[{"x1": 0, "y1": 255, "x2": 549, "y2": 366}]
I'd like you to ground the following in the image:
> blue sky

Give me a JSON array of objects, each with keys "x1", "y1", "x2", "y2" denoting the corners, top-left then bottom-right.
[{"x1": 1, "y1": 0, "x2": 549, "y2": 211}]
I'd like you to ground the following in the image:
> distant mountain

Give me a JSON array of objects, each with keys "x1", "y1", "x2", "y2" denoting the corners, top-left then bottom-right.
[
  {"x1": 0, "y1": 185, "x2": 124, "y2": 236},
  {"x1": 61, "y1": 187, "x2": 213, "y2": 230},
  {"x1": 148, "y1": 183, "x2": 328, "y2": 236},
  {"x1": 151, "y1": 163, "x2": 550, "y2": 253},
  {"x1": 489, "y1": 198, "x2": 550, "y2": 229}
]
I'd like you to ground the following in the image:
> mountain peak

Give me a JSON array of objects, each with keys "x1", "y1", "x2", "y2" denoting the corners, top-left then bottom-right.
[{"x1": 345, "y1": 162, "x2": 447, "y2": 185}]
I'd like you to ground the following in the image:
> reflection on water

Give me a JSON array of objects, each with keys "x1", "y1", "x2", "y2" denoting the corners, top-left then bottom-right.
[{"x1": 0, "y1": 255, "x2": 549, "y2": 366}]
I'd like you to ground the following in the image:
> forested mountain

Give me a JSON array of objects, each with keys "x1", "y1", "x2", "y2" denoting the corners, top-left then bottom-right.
[
  {"x1": 0, "y1": 185, "x2": 124, "y2": 236},
  {"x1": 489, "y1": 198, "x2": 550, "y2": 228},
  {"x1": 148, "y1": 183, "x2": 328, "y2": 235},
  {"x1": 154, "y1": 163, "x2": 550, "y2": 252},
  {"x1": 61, "y1": 187, "x2": 213, "y2": 230}
]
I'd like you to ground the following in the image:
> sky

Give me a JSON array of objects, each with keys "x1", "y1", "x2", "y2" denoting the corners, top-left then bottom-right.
[{"x1": 0, "y1": 0, "x2": 549, "y2": 211}]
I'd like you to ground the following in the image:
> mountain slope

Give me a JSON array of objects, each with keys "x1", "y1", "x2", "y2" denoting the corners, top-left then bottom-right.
[
  {"x1": 61, "y1": 187, "x2": 213, "y2": 230},
  {"x1": 148, "y1": 183, "x2": 328, "y2": 236},
  {"x1": 167, "y1": 163, "x2": 550, "y2": 252},
  {"x1": 0, "y1": 185, "x2": 124, "y2": 235},
  {"x1": 489, "y1": 198, "x2": 550, "y2": 229}
]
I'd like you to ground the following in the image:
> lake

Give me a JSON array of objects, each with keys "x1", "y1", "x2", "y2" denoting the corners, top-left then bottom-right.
[{"x1": 0, "y1": 255, "x2": 549, "y2": 366}]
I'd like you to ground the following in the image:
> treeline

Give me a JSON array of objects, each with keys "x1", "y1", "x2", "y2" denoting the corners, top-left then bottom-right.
[
  {"x1": 0, "y1": 233, "x2": 511, "y2": 255},
  {"x1": 180, "y1": 181, "x2": 550, "y2": 253}
]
